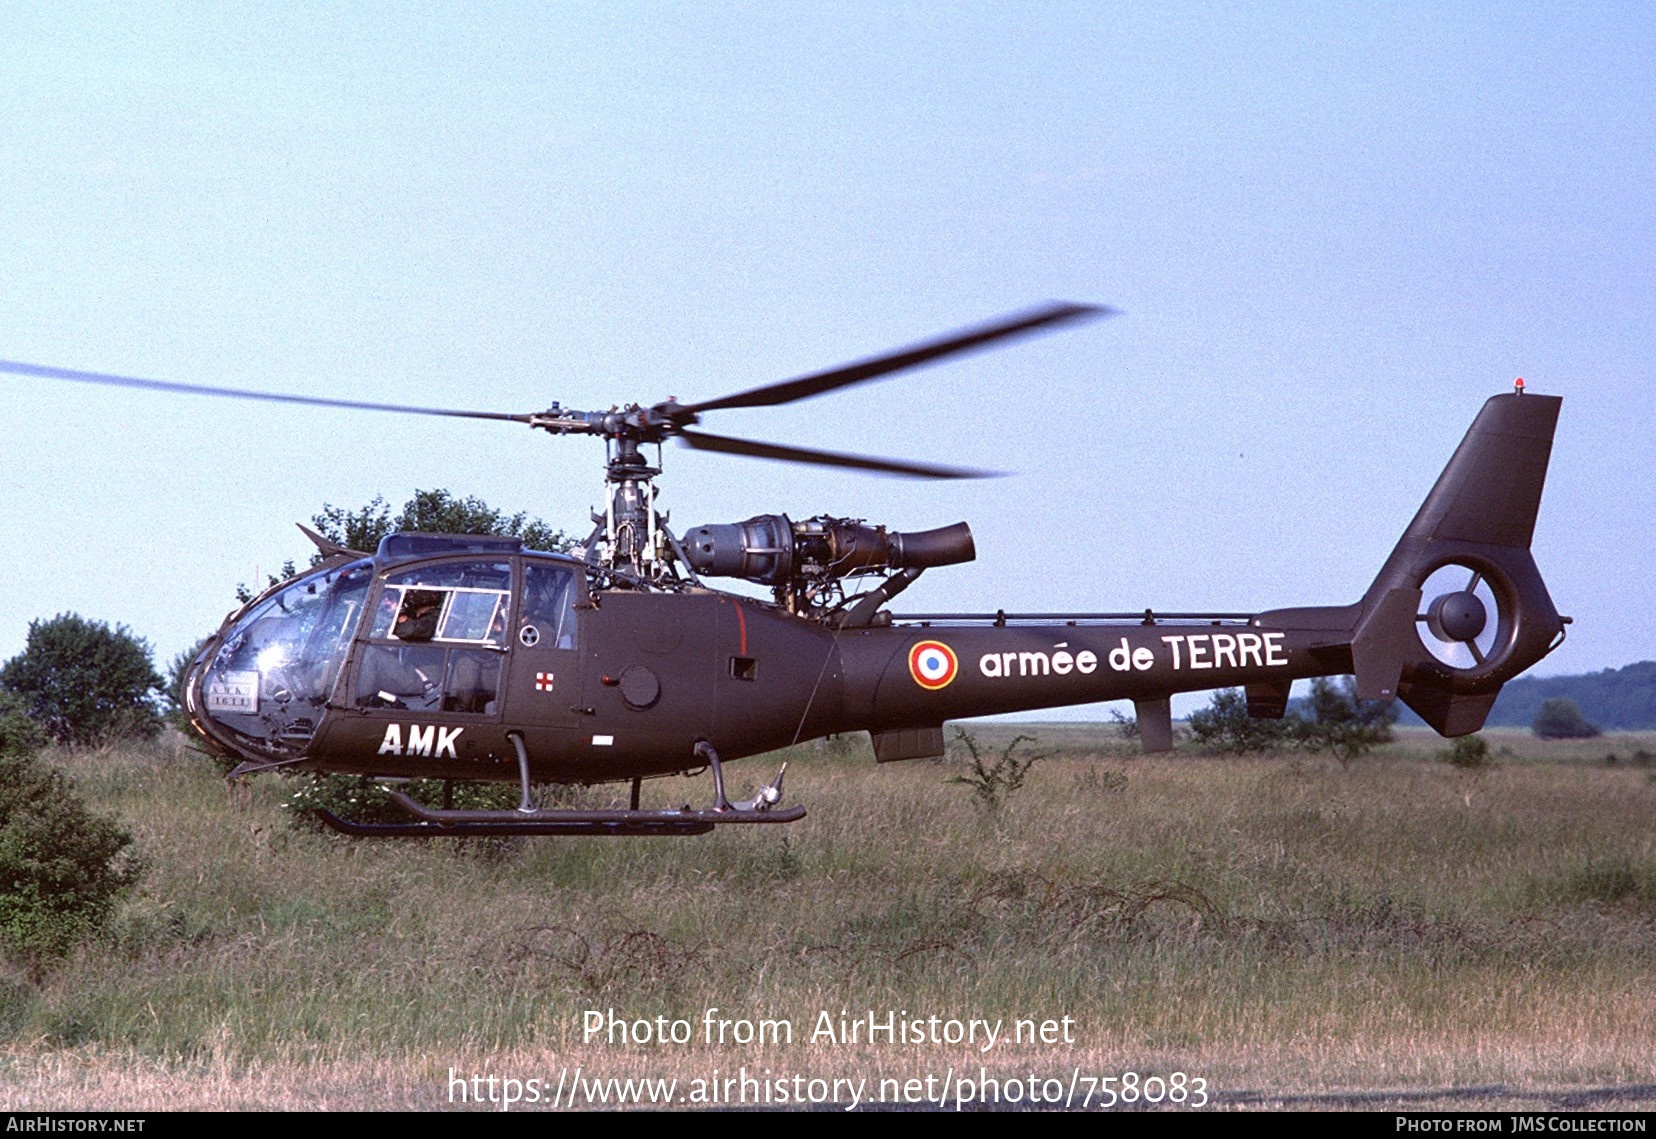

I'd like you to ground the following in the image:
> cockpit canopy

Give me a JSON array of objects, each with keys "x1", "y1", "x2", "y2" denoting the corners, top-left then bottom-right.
[
  {"x1": 187, "y1": 534, "x2": 583, "y2": 759},
  {"x1": 192, "y1": 558, "x2": 374, "y2": 756},
  {"x1": 375, "y1": 532, "x2": 523, "y2": 560}
]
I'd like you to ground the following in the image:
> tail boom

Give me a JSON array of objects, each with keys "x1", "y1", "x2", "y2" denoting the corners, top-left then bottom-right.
[{"x1": 841, "y1": 391, "x2": 1564, "y2": 750}]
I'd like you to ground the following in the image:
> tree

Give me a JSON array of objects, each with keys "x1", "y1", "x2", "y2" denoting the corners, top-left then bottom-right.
[
  {"x1": 0, "y1": 695, "x2": 141, "y2": 979},
  {"x1": 1187, "y1": 688, "x2": 1296, "y2": 754},
  {"x1": 236, "y1": 489, "x2": 574, "y2": 602},
  {"x1": 1532, "y1": 697, "x2": 1600, "y2": 740},
  {"x1": 234, "y1": 561, "x2": 297, "y2": 605},
  {"x1": 1188, "y1": 677, "x2": 1396, "y2": 762},
  {"x1": 308, "y1": 489, "x2": 572, "y2": 566},
  {"x1": 0, "y1": 615, "x2": 163, "y2": 746},
  {"x1": 1295, "y1": 676, "x2": 1397, "y2": 763}
]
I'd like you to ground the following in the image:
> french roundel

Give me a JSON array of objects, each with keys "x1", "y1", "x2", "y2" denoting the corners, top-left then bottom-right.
[{"x1": 908, "y1": 640, "x2": 959, "y2": 690}]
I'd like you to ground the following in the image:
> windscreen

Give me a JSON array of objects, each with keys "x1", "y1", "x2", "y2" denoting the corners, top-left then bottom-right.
[{"x1": 196, "y1": 559, "x2": 373, "y2": 754}]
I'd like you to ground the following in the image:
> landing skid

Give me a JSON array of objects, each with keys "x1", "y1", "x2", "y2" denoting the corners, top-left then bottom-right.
[
  {"x1": 373, "y1": 788, "x2": 804, "y2": 837},
  {"x1": 314, "y1": 796, "x2": 802, "y2": 837},
  {"x1": 314, "y1": 809, "x2": 721, "y2": 838},
  {"x1": 314, "y1": 742, "x2": 802, "y2": 838}
]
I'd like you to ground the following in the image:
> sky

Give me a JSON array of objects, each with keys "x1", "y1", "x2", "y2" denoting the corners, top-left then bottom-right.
[{"x1": 1, "y1": 3, "x2": 1651, "y2": 719}]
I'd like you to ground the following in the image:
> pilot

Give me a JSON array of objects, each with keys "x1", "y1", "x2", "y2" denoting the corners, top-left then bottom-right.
[
  {"x1": 522, "y1": 567, "x2": 577, "y2": 650},
  {"x1": 444, "y1": 608, "x2": 508, "y2": 711},
  {"x1": 443, "y1": 651, "x2": 500, "y2": 714},
  {"x1": 394, "y1": 591, "x2": 443, "y2": 642},
  {"x1": 356, "y1": 647, "x2": 433, "y2": 708},
  {"x1": 373, "y1": 591, "x2": 400, "y2": 636}
]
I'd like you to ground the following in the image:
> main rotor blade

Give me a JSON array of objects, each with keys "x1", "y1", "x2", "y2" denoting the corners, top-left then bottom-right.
[
  {"x1": 682, "y1": 301, "x2": 1111, "y2": 415},
  {"x1": 678, "y1": 428, "x2": 1000, "y2": 479},
  {"x1": 0, "y1": 359, "x2": 537, "y2": 423}
]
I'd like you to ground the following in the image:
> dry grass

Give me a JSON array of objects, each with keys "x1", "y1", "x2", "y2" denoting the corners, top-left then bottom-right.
[{"x1": 1, "y1": 727, "x2": 1652, "y2": 1110}]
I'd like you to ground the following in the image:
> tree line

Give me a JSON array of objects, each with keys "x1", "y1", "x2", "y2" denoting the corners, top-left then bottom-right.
[
  {"x1": 1474, "y1": 662, "x2": 1656, "y2": 731},
  {"x1": 1386, "y1": 661, "x2": 1656, "y2": 733}
]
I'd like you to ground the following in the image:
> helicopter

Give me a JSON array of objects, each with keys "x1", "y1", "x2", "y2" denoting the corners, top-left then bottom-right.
[{"x1": 0, "y1": 305, "x2": 1566, "y2": 836}]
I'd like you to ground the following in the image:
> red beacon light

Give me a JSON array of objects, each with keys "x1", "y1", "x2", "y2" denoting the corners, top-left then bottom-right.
[{"x1": 1514, "y1": 377, "x2": 1526, "y2": 394}]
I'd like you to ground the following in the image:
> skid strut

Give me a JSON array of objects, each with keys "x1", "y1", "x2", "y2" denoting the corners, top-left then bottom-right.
[{"x1": 697, "y1": 739, "x2": 733, "y2": 810}]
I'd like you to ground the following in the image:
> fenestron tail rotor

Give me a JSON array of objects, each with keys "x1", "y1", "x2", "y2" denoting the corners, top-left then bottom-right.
[{"x1": 1417, "y1": 563, "x2": 1504, "y2": 670}]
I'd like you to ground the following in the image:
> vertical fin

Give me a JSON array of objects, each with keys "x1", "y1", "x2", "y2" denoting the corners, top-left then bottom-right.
[
  {"x1": 1400, "y1": 689, "x2": 1500, "y2": 737},
  {"x1": 1350, "y1": 587, "x2": 1421, "y2": 701},
  {"x1": 1358, "y1": 393, "x2": 1564, "y2": 737}
]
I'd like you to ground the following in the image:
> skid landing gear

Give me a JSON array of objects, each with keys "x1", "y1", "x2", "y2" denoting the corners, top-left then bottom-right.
[{"x1": 313, "y1": 741, "x2": 801, "y2": 838}]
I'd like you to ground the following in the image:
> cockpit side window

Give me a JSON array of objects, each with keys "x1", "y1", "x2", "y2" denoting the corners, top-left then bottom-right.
[
  {"x1": 370, "y1": 562, "x2": 511, "y2": 646},
  {"x1": 356, "y1": 560, "x2": 513, "y2": 715},
  {"x1": 520, "y1": 561, "x2": 579, "y2": 651}
]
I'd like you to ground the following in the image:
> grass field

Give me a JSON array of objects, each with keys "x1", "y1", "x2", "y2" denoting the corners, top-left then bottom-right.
[{"x1": 0, "y1": 725, "x2": 1652, "y2": 1110}]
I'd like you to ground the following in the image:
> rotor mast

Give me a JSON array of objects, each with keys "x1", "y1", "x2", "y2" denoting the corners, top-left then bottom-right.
[
  {"x1": 521, "y1": 400, "x2": 688, "y2": 584},
  {"x1": 594, "y1": 427, "x2": 669, "y2": 582}
]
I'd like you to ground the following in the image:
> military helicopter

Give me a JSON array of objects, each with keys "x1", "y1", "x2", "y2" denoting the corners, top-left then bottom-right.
[{"x1": 0, "y1": 306, "x2": 1566, "y2": 836}]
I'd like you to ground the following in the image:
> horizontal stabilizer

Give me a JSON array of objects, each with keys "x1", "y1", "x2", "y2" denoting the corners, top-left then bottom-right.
[
  {"x1": 1246, "y1": 680, "x2": 1293, "y2": 719},
  {"x1": 871, "y1": 725, "x2": 945, "y2": 763}
]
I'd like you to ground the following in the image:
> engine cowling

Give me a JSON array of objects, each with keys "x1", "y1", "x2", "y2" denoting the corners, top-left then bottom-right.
[{"x1": 682, "y1": 515, "x2": 975, "y2": 585}]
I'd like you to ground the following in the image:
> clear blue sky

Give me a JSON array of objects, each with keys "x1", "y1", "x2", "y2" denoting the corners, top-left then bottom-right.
[{"x1": 2, "y1": 4, "x2": 1651, "y2": 714}]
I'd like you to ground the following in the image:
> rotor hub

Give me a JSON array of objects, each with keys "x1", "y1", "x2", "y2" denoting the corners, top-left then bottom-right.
[{"x1": 1427, "y1": 590, "x2": 1488, "y2": 643}]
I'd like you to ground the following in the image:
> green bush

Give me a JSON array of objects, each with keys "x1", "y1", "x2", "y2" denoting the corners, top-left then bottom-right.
[
  {"x1": 308, "y1": 489, "x2": 573, "y2": 565},
  {"x1": 0, "y1": 614, "x2": 163, "y2": 746},
  {"x1": 1440, "y1": 734, "x2": 1493, "y2": 769},
  {"x1": 0, "y1": 695, "x2": 45, "y2": 759},
  {"x1": 237, "y1": 489, "x2": 577, "y2": 602},
  {"x1": 1187, "y1": 688, "x2": 1296, "y2": 754},
  {"x1": 1297, "y1": 676, "x2": 1398, "y2": 763},
  {"x1": 948, "y1": 729, "x2": 1043, "y2": 812},
  {"x1": 0, "y1": 706, "x2": 141, "y2": 979},
  {"x1": 1189, "y1": 678, "x2": 1395, "y2": 762},
  {"x1": 1532, "y1": 697, "x2": 1600, "y2": 740},
  {"x1": 285, "y1": 772, "x2": 523, "y2": 831}
]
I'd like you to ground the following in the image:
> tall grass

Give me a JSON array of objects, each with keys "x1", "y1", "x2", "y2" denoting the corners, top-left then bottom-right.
[{"x1": 1, "y1": 728, "x2": 1652, "y2": 1108}]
